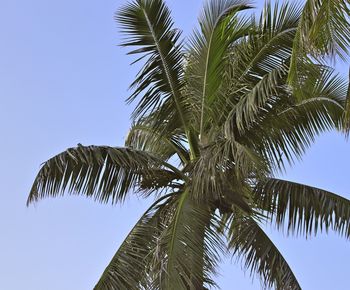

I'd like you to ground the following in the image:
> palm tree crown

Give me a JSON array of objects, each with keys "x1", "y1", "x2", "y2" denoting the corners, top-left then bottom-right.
[{"x1": 28, "y1": 0, "x2": 350, "y2": 289}]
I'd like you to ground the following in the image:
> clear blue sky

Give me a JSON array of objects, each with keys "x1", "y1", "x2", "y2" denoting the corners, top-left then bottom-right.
[{"x1": 1, "y1": 0, "x2": 349, "y2": 289}]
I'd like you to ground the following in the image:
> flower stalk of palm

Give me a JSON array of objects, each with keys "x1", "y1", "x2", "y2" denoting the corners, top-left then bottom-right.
[{"x1": 28, "y1": 0, "x2": 350, "y2": 289}]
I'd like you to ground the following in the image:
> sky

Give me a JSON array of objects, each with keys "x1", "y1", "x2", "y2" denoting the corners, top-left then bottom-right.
[{"x1": 0, "y1": 0, "x2": 350, "y2": 289}]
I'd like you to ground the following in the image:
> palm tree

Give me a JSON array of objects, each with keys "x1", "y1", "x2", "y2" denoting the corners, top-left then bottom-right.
[{"x1": 28, "y1": 0, "x2": 350, "y2": 289}]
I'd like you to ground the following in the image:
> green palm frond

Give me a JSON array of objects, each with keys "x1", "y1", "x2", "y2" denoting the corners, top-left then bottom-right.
[
  {"x1": 227, "y1": 215, "x2": 301, "y2": 290},
  {"x1": 288, "y1": 0, "x2": 350, "y2": 87},
  {"x1": 343, "y1": 67, "x2": 350, "y2": 133},
  {"x1": 236, "y1": 65, "x2": 346, "y2": 170},
  {"x1": 94, "y1": 193, "x2": 174, "y2": 290},
  {"x1": 233, "y1": 1, "x2": 300, "y2": 83},
  {"x1": 255, "y1": 178, "x2": 350, "y2": 238},
  {"x1": 226, "y1": 65, "x2": 289, "y2": 135},
  {"x1": 246, "y1": 100, "x2": 343, "y2": 171},
  {"x1": 117, "y1": 0, "x2": 189, "y2": 132},
  {"x1": 160, "y1": 191, "x2": 223, "y2": 289},
  {"x1": 261, "y1": 96, "x2": 344, "y2": 170},
  {"x1": 185, "y1": 0, "x2": 253, "y2": 141},
  {"x1": 28, "y1": 145, "x2": 183, "y2": 205},
  {"x1": 221, "y1": 1, "x2": 301, "y2": 136},
  {"x1": 307, "y1": 0, "x2": 350, "y2": 58}
]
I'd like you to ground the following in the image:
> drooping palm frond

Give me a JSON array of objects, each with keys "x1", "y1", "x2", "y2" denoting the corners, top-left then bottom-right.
[
  {"x1": 159, "y1": 191, "x2": 224, "y2": 289},
  {"x1": 28, "y1": 145, "x2": 183, "y2": 205},
  {"x1": 94, "y1": 193, "x2": 174, "y2": 290},
  {"x1": 227, "y1": 215, "x2": 301, "y2": 290},
  {"x1": 232, "y1": 65, "x2": 347, "y2": 171},
  {"x1": 254, "y1": 178, "x2": 350, "y2": 238},
  {"x1": 117, "y1": 0, "x2": 190, "y2": 132}
]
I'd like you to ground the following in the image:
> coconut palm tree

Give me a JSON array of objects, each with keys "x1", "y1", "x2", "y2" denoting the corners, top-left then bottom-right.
[{"x1": 28, "y1": 0, "x2": 350, "y2": 289}]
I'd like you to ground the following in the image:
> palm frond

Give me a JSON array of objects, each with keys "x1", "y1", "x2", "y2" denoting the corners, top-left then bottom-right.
[
  {"x1": 343, "y1": 67, "x2": 350, "y2": 133},
  {"x1": 255, "y1": 178, "x2": 350, "y2": 238},
  {"x1": 160, "y1": 191, "x2": 224, "y2": 289},
  {"x1": 28, "y1": 145, "x2": 183, "y2": 205},
  {"x1": 117, "y1": 0, "x2": 189, "y2": 131},
  {"x1": 235, "y1": 66, "x2": 346, "y2": 171},
  {"x1": 288, "y1": 0, "x2": 350, "y2": 87},
  {"x1": 94, "y1": 193, "x2": 174, "y2": 290},
  {"x1": 308, "y1": 0, "x2": 350, "y2": 58},
  {"x1": 226, "y1": 65, "x2": 289, "y2": 135},
  {"x1": 238, "y1": 1, "x2": 301, "y2": 79},
  {"x1": 185, "y1": 0, "x2": 253, "y2": 141},
  {"x1": 221, "y1": 1, "x2": 301, "y2": 136},
  {"x1": 227, "y1": 215, "x2": 301, "y2": 290},
  {"x1": 252, "y1": 97, "x2": 344, "y2": 171}
]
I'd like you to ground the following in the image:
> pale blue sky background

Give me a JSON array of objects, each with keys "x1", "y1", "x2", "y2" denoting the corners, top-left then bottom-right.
[{"x1": 1, "y1": 0, "x2": 350, "y2": 289}]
